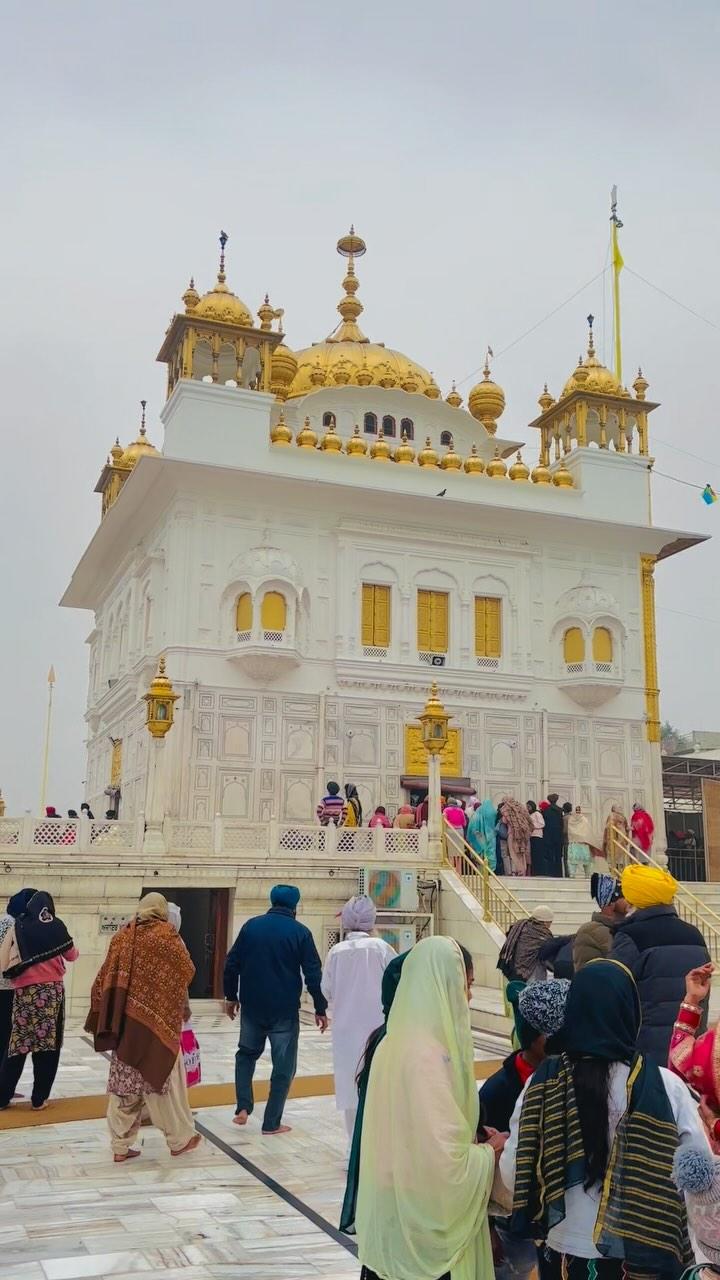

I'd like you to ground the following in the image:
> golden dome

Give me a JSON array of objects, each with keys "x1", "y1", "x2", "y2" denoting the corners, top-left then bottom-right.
[
  {"x1": 296, "y1": 416, "x2": 318, "y2": 449},
  {"x1": 271, "y1": 344, "x2": 298, "y2": 401},
  {"x1": 440, "y1": 439, "x2": 462, "y2": 470},
  {"x1": 370, "y1": 428, "x2": 392, "y2": 461},
  {"x1": 182, "y1": 277, "x2": 200, "y2": 313},
  {"x1": 561, "y1": 318, "x2": 622, "y2": 399},
  {"x1": 445, "y1": 381, "x2": 463, "y2": 408},
  {"x1": 552, "y1": 461, "x2": 574, "y2": 487},
  {"x1": 468, "y1": 356, "x2": 505, "y2": 434},
  {"x1": 486, "y1": 447, "x2": 508, "y2": 479},
  {"x1": 346, "y1": 424, "x2": 368, "y2": 456},
  {"x1": 320, "y1": 419, "x2": 342, "y2": 452},
  {"x1": 424, "y1": 373, "x2": 441, "y2": 400},
  {"x1": 193, "y1": 231, "x2": 254, "y2": 328},
  {"x1": 509, "y1": 451, "x2": 530, "y2": 482},
  {"x1": 270, "y1": 410, "x2": 293, "y2": 446},
  {"x1": 110, "y1": 437, "x2": 125, "y2": 465},
  {"x1": 395, "y1": 432, "x2": 416, "y2": 464},
  {"x1": 531, "y1": 461, "x2": 552, "y2": 484},
  {"x1": 257, "y1": 293, "x2": 283, "y2": 332},
  {"x1": 121, "y1": 401, "x2": 159, "y2": 467},
  {"x1": 464, "y1": 443, "x2": 485, "y2": 475},
  {"x1": 537, "y1": 383, "x2": 555, "y2": 414},
  {"x1": 286, "y1": 229, "x2": 434, "y2": 399},
  {"x1": 418, "y1": 436, "x2": 439, "y2": 468},
  {"x1": 633, "y1": 367, "x2": 649, "y2": 400}
]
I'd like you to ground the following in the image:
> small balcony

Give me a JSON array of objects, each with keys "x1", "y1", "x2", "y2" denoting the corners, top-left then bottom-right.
[
  {"x1": 558, "y1": 660, "x2": 622, "y2": 708},
  {"x1": 227, "y1": 627, "x2": 301, "y2": 681}
]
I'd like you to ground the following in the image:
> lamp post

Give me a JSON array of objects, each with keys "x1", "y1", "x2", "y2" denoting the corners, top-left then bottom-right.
[
  {"x1": 419, "y1": 683, "x2": 450, "y2": 862},
  {"x1": 142, "y1": 657, "x2": 179, "y2": 854}
]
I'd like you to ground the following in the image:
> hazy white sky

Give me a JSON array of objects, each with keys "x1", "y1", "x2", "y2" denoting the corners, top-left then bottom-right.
[{"x1": 1, "y1": 0, "x2": 719, "y2": 813}]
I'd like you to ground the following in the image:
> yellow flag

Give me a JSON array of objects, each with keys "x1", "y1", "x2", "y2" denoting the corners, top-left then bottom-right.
[{"x1": 612, "y1": 224, "x2": 624, "y2": 272}]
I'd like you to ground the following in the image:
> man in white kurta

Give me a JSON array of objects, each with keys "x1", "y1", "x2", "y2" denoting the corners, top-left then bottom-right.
[{"x1": 321, "y1": 895, "x2": 395, "y2": 1144}]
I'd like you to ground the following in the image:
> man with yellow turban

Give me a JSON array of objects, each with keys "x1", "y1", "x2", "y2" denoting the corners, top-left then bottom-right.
[{"x1": 611, "y1": 863, "x2": 710, "y2": 1064}]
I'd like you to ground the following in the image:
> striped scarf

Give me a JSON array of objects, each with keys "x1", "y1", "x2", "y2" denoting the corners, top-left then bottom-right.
[{"x1": 511, "y1": 1052, "x2": 691, "y2": 1275}]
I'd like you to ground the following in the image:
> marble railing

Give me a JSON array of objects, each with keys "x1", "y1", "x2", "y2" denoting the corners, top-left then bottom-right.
[{"x1": 0, "y1": 815, "x2": 430, "y2": 863}]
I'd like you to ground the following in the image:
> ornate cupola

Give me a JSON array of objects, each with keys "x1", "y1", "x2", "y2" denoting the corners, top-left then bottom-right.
[
  {"x1": 95, "y1": 400, "x2": 159, "y2": 518},
  {"x1": 529, "y1": 315, "x2": 658, "y2": 466},
  {"x1": 156, "y1": 231, "x2": 285, "y2": 399}
]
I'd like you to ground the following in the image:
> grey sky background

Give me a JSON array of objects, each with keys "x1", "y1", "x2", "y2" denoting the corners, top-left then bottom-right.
[{"x1": 1, "y1": 0, "x2": 718, "y2": 813}]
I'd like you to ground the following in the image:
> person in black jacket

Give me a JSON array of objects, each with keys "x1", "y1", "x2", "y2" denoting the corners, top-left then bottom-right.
[
  {"x1": 223, "y1": 884, "x2": 328, "y2": 1134},
  {"x1": 538, "y1": 932, "x2": 575, "y2": 979},
  {"x1": 543, "y1": 794, "x2": 564, "y2": 877},
  {"x1": 611, "y1": 863, "x2": 710, "y2": 1065}
]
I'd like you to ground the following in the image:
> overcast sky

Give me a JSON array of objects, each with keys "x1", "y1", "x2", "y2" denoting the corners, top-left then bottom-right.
[{"x1": 1, "y1": 0, "x2": 719, "y2": 813}]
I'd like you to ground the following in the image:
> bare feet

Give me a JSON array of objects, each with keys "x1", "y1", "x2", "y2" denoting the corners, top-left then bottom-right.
[
  {"x1": 113, "y1": 1149, "x2": 141, "y2": 1163},
  {"x1": 232, "y1": 1110, "x2": 249, "y2": 1126},
  {"x1": 31, "y1": 1101, "x2": 50, "y2": 1112},
  {"x1": 262, "y1": 1125, "x2": 292, "y2": 1135},
  {"x1": 171, "y1": 1133, "x2": 202, "y2": 1157}
]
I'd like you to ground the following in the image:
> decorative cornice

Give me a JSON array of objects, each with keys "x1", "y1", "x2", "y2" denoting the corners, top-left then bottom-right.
[
  {"x1": 337, "y1": 518, "x2": 531, "y2": 553},
  {"x1": 336, "y1": 673, "x2": 528, "y2": 702}
]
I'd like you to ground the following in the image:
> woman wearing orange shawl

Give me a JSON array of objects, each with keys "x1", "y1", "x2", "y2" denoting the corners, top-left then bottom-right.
[{"x1": 86, "y1": 893, "x2": 199, "y2": 1162}]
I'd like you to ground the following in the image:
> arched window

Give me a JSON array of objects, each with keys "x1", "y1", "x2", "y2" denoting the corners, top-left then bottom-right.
[
  {"x1": 382, "y1": 415, "x2": 396, "y2": 438},
  {"x1": 261, "y1": 591, "x2": 287, "y2": 633},
  {"x1": 563, "y1": 627, "x2": 585, "y2": 664},
  {"x1": 440, "y1": 430, "x2": 453, "y2": 447},
  {"x1": 236, "y1": 592, "x2": 253, "y2": 634},
  {"x1": 363, "y1": 412, "x2": 377, "y2": 434},
  {"x1": 592, "y1": 626, "x2": 613, "y2": 664},
  {"x1": 322, "y1": 411, "x2": 336, "y2": 428},
  {"x1": 400, "y1": 417, "x2": 414, "y2": 440}
]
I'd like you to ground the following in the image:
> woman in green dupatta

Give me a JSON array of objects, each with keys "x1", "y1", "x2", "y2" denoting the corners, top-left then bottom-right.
[
  {"x1": 354, "y1": 936, "x2": 496, "y2": 1280},
  {"x1": 500, "y1": 958, "x2": 704, "y2": 1280}
]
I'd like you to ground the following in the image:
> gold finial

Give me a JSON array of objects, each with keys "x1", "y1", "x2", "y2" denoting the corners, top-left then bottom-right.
[
  {"x1": 218, "y1": 230, "x2": 228, "y2": 284},
  {"x1": 468, "y1": 356, "x2": 505, "y2": 432},
  {"x1": 463, "y1": 442, "x2": 485, "y2": 475},
  {"x1": 139, "y1": 400, "x2": 147, "y2": 439},
  {"x1": 257, "y1": 293, "x2": 275, "y2": 331},
  {"x1": 309, "y1": 356, "x2": 326, "y2": 387},
  {"x1": 531, "y1": 460, "x2": 552, "y2": 484},
  {"x1": 320, "y1": 416, "x2": 343, "y2": 452},
  {"x1": 424, "y1": 371, "x2": 441, "y2": 400},
  {"x1": 586, "y1": 313, "x2": 597, "y2": 359},
  {"x1": 417, "y1": 436, "x2": 439, "y2": 468},
  {"x1": 486, "y1": 446, "x2": 508, "y2": 479},
  {"x1": 296, "y1": 415, "x2": 318, "y2": 449},
  {"x1": 633, "y1": 366, "x2": 649, "y2": 400},
  {"x1": 509, "y1": 451, "x2": 530, "y2": 481},
  {"x1": 395, "y1": 431, "x2": 416, "y2": 464},
  {"x1": 182, "y1": 276, "x2": 199, "y2": 313},
  {"x1": 346, "y1": 423, "x2": 368, "y2": 456},
  {"x1": 370, "y1": 426, "x2": 392, "y2": 461},
  {"x1": 328, "y1": 226, "x2": 368, "y2": 343},
  {"x1": 445, "y1": 380, "x2": 463, "y2": 409},
  {"x1": 552, "y1": 460, "x2": 574, "y2": 488},
  {"x1": 270, "y1": 409, "x2": 293, "y2": 446},
  {"x1": 440, "y1": 437, "x2": 462, "y2": 470},
  {"x1": 538, "y1": 383, "x2": 555, "y2": 414},
  {"x1": 110, "y1": 437, "x2": 124, "y2": 464},
  {"x1": 356, "y1": 351, "x2": 373, "y2": 386}
]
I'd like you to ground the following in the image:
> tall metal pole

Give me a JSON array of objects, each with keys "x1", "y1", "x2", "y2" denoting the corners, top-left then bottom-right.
[{"x1": 39, "y1": 666, "x2": 56, "y2": 815}]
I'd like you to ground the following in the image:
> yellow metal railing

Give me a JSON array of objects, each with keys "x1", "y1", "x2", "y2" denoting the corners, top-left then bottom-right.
[
  {"x1": 609, "y1": 824, "x2": 720, "y2": 963},
  {"x1": 444, "y1": 823, "x2": 529, "y2": 933}
]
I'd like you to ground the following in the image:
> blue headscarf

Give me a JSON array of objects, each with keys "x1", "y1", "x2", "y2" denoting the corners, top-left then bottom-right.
[
  {"x1": 270, "y1": 884, "x2": 300, "y2": 911},
  {"x1": 466, "y1": 799, "x2": 497, "y2": 869}
]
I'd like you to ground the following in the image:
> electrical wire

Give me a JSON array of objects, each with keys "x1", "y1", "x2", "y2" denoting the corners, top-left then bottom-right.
[
  {"x1": 624, "y1": 267, "x2": 720, "y2": 332},
  {"x1": 652, "y1": 469, "x2": 706, "y2": 491},
  {"x1": 658, "y1": 606, "x2": 720, "y2": 627}
]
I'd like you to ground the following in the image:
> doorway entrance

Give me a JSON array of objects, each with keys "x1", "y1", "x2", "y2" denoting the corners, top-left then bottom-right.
[{"x1": 144, "y1": 886, "x2": 231, "y2": 999}]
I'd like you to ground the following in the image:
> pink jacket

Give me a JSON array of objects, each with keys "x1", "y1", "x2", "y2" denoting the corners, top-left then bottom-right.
[{"x1": 369, "y1": 813, "x2": 392, "y2": 828}]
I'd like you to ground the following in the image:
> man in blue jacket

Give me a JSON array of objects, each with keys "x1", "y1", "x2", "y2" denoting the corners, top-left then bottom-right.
[{"x1": 223, "y1": 884, "x2": 328, "y2": 1134}]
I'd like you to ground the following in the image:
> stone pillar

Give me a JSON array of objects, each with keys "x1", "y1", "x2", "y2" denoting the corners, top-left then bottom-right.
[
  {"x1": 143, "y1": 739, "x2": 168, "y2": 854},
  {"x1": 427, "y1": 752, "x2": 443, "y2": 862}
]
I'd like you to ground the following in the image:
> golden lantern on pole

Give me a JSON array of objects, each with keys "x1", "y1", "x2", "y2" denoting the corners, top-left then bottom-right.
[
  {"x1": 419, "y1": 682, "x2": 449, "y2": 756},
  {"x1": 143, "y1": 657, "x2": 179, "y2": 738}
]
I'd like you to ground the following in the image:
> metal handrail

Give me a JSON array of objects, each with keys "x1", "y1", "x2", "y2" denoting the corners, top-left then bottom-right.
[
  {"x1": 444, "y1": 823, "x2": 529, "y2": 933},
  {"x1": 610, "y1": 824, "x2": 720, "y2": 963}
]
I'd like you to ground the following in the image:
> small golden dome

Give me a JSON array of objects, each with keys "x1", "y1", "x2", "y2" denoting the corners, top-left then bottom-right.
[
  {"x1": 121, "y1": 401, "x2": 159, "y2": 467},
  {"x1": 270, "y1": 410, "x2": 293, "y2": 446},
  {"x1": 182, "y1": 277, "x2": 199, "y2": 313},
  {"x1": 320, "y1": 419, "x2": 342, "y2": 452},
  {"x1": 395, "y1": 431, "x2": 416, "y2": 464},
  {"x1": 445, "y1": 381, "x2": 463, "y2": 408},
  {"x1": 346, "y1": 424, "x2": 368, "y2": 456},
  {"x1": 561, "y1": 317, "x2": 621, "y2": 398},
  {"x1": 486, "y1": 447, "x2": 508, "y2": 479},
  {"x1": 552, "y1": 461, "x2": 574, "y2": 488},
  {"x1": 355, "y1": 353, "x2": 373, "y2": 386},
  {"x1": 509, "y1": 452, "x2": 530, "y2": 481},
  {"x1": 270, "y1": 344, "x2": 298, "y2": 401},
  {"x1": 537, "y1": 383, "x2": 555, "y2": 414},
  {"x1": 531, "y1": 461, "x2": 552, "y2": 484},
  {"x1": 418, "y1": 436, "x2": 439, "y2": 468},
  {"x1": 464, "y1": 443, "x2": 485, "y2": 475},
  {"x1": 440, "y1": 438, "x2": 463, "y2": 470},
  {"x1": 193, "y1": 231, "x2": 254, "y2": 328},
  {"x1": 370, "y1": 428, "x2": 392, "y2": 461},
  {"x1": 468, "y1": 357, "x2": 505, "y2": 435},
  {"x1": 296, "y1": 416, "x2": 318, "y2": 449},
  {"x1": 633, "y1": 367, "x2": 649, "y2": 400},
  {"x1": 309, "y1": 357, "x2": 326, "y2": 387},
  {"x1": 110, "y1": 437, "x2": 124, "y2": 464},
  {"x1": 424, "y1": 372, "x2": 441, "y2": 400},
  {"x1": 257, "y1": 293, "x2": 276, "y2": 331}
]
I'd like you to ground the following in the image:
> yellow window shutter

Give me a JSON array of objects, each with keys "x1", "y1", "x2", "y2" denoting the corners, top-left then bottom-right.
[
  {"x1": 261, "y1": 591, "x2": 287, "y2": 631},
  {"x1": 563, "y1": 627, "x2": 585, "y2": 663},
  {"x1": 486, "y1": 598, "x2": 501, "y2": 658},
  {"x1": 475, "y1": 597, "x2": 487, "y2": 656},
  {"x1": 431, "y1": 591, "x2": 449, "y2": 652},
  {"x1": 374, "y1": 585, "x2": 390, "y2": 647},
  {"x1": 361, "y1": 584, "x2": 375, "y2": 647},
  {"x1": 417, "y1": 590, "x2": 431, "y2": 651},
  {"x1": 592, "y1": 626, "x2": 613, "y2": 663},
  {"x1": 236, "y1": 592, "x2": 252, "y2": 632}
]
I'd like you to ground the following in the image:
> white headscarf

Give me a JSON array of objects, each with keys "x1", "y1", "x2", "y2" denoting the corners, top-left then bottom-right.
[
  {"x1": 341, "y1": 894, "x2": 376, "y2": 933},
  {"x1": 167, "y1": 902, "x2": 182, "y2": 932}
]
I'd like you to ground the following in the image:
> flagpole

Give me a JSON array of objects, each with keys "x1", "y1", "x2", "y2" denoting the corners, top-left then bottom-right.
[
  {"x1": 39, "y1": 666, "x2": 56, "y2": 815},
  {"x1": 610, "y1": 185, "x2": 624, "y2": 384}
]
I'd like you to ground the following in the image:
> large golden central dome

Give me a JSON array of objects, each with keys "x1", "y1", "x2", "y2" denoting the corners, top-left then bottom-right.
[
  {"x1": 561, "y1": 318, "x2": 625, "y2": 399},
  {"x1": 286, "y1": 228, "x2": 438, "y2": 399}
]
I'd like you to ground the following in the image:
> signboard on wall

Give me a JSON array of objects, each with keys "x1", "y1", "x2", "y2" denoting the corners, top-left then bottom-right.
[{"x1": 99, "y1": 914, "x2": 127, "y2": 934}]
